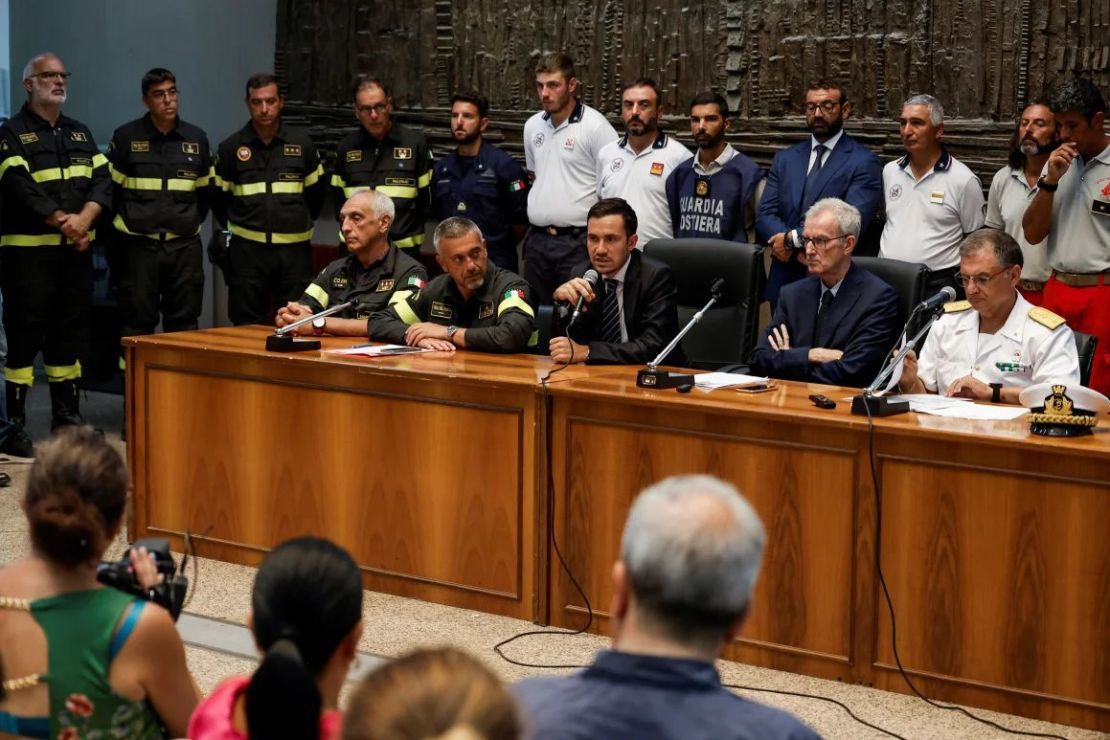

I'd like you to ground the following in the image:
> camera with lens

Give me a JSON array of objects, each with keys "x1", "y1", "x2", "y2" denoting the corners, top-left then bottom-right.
[{"x1": 97, "y1": 538, "x2": 187, "y2": 620}]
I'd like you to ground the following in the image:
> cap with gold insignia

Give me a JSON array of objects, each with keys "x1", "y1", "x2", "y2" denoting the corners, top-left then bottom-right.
[{"x1": 1018, "y1": 381, "x2": 1110, "y2": 437}]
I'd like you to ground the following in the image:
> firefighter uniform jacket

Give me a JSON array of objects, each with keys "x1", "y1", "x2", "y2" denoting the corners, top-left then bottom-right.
[
  {"x1": 213, "y1": 122, "x2": 326, "y2": 245},
  {"x1": 108, "y1": 113, "x2": 213, "y2": 242},
  {"x1": 331, "y1": 123, "x2": 434, "y2": 250},
  {"x1": 368, "y1": 263, "x2": 536, "y2": 352},
  {"x1": 299, "y1": 242, "x2": 428, "y2": 319},
  {"x1": 0, "y1": 103, "x2": 111, "y2": 246}
]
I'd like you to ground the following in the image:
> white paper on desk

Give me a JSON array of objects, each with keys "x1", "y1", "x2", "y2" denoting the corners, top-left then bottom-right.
[
  {"x1": 912, "y1": 402, "x2": 1029, "y2": 421},
  {"x1": 327, "y1": 344, "x2": 434, "y2": 357},
  {"x1": 694, "y1": 372, "x2": 771, "y2": 391},
  {"x1": 894, "y1": 394, "x2": 972, "y2": 411}
]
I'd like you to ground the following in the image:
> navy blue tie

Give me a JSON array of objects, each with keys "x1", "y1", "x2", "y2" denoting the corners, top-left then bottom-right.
[
  {"x1": 813, "y1": 289, "x2": 833, "y2": 345},
  {"x1": 802, "y1": 144, "x2": 827, "y2": 203},
  {"x1": 601, "y1": 279, "x2": 623, "y2": 344}
]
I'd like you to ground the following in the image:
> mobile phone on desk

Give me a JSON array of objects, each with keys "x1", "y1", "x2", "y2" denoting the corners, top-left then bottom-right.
[{"x1": 735, "y1": 382, "x2": 776, "y2": 394}]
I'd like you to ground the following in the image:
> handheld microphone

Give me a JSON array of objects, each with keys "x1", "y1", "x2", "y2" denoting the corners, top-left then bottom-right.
[
  {"x1": 915, "y1": 286, "x2": 957, "y2": 314},
  {"x1": 568, "y1": 269, "x2": 600, "y2": 326}
]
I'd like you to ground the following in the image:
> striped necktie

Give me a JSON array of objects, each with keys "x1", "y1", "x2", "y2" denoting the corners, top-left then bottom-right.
[{"x1": 601, "y1": 278, "x2": 623, "y2": 344}]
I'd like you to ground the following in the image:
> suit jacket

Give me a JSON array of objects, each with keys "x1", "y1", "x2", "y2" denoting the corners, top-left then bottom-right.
[
  {"x1": 559, "y1": 251, "x2": 683, "y2": 365},
  {"x1": 755, "y1": 134, "x2": 883, "y2": 306},
  {"x1": 750, "y1": 262, "x2": 898, "y2": 387}
]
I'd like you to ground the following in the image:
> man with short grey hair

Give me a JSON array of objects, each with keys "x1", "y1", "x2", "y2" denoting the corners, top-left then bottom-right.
[
  {"x1": 879, "y1": 94, "x2": 985, "y2": 299},
  {"x1": 276, "y1": 191, "x2": 427, "y2": 337},
  {"x1": 751, "y1": 198, "x2": 899, "y2": 386},
  {"x1": 369, "y1": 216, "x2": 535, "y2": 352},
  {"x1": 514, "y1": 474, "x2": 819, "y2": 739}
]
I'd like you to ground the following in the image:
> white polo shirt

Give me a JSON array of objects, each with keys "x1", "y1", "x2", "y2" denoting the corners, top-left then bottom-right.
[
  {"x1": 986, "y1": 165, "x2": 1051, "y2": 282},
  {"x1": 879, "y1": 150, "x2": 985, "y2": 270},
  {"x1": 524, "y1": 101, "x2": 619, "y2": 228},
  {"x1": 1041, "y1": 142, "x2": 1110, "y2": 273},
  {"x1": 596, "y1": 132, "x2": 693, "y2": 245}
]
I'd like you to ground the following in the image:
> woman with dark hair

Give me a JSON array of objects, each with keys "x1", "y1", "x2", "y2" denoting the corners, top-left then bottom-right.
[
  {"x1": 188, "y1": 536, "x2": 364, "y2": 739},
  {"x1": 0, "y1": 426, "x2": 199, "y2": 738},
  {"x1": 343, "y1": 647, "x2": 521, "y2": 740}
]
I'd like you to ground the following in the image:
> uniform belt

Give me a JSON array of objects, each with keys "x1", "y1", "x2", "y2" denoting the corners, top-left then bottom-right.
[
  {"x1": 535, "y1": 225, "x2": 584, "y2": 237},
  {"x1": 1018, "y1": 279, "x2": 1046, "y2": 292},
  {"x1": 1052, "y1": 270, "x2": 1110, "y2": 287}
]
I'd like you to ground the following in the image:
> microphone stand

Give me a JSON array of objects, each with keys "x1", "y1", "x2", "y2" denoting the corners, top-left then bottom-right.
[
  {"x1": 636, "y1": 286, "x2": 721, "y2": 389},
  {"x1": 850, "y1": 304, "x2": 945, "y2": 416},
  {"x1": 265, "y1": 300, "x2": 355, "y2": 352}
]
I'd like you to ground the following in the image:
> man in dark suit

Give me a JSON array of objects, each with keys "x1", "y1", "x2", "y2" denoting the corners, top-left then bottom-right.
[
  {"x1": 756, "y1": 80, "x2": 883, "y2": 309},
  {"x1": 750, "y1": 198, "x2": 898, "y2": 387},
  {"x1": 549, "y1": 198, "x2": 681, "y2": 365}
]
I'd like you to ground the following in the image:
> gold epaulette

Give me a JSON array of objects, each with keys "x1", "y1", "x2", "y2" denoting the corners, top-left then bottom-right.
[
  {"x1": 943, "y1": 300, "x2": 972, "y2": 313},
  {"x1": 1029, "y1": 306, "x2": 1066, "y2": 330}
]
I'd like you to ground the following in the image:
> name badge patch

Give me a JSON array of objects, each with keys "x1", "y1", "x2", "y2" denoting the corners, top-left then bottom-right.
[
  {"x1": 376, "y1": 279, "x2": 395, "y2": 292},
  {"x1": 130, "y1": 140, "x2": 149, "y2": 152},
  {"x1": 182, "y1": 142, "x2": 199, "y2": 155},
  {"x1": 393, "y1": 147, "x2": 412, "y2": 160},
  {"x1": 650, "y1": 162, "x2": 665, "y2": 176},
  {"x1": 478, "y1": 303, "x2": 494, "y2": 319},
  {"x1": 431, "y1": 300, "x2": 453, "y2": 319},
  {"x1": 346, "y1": 150, "x2": 363, "y2": 163},
  {"x1": 19, "y1": 133, "x2": 39, "y2": 145},
  {"x1": 929, "y1": 190, "x2": 945, "y2": 204},
  {"x1": 283, "y1": 144, "x2": 302, "y2": 157},
  {"x1": 177, "y1": 169, "x2": 198, "y2": 179},
  {"x1": 70, "y1": 131, "x2": 88, "y2": 142},
  {"x1": 385, "y1": 177, "x2": 415, "y2": 187},
  {"x1": 1092, "y1": 199, "x2": 1110, "y2": 218}
]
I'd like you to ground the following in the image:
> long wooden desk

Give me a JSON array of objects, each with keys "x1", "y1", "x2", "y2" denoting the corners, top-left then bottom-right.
[
  {"x1": 125, "y1": 328, "x2": 1109, "y2": 731},
  {"x1": 545, "y1": 374, "x2": 1110, "y2": 732}
]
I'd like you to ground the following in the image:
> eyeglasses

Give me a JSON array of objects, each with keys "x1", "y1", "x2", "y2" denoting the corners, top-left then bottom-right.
[
  {"x1": 357, "y1": 103, "x2": 388, "y2": 116},
  {"x1": 147, "y1": 88, "x2": 179, "y2": 101},
  {"x1": 956, "y1": 266, "x2": 1011, "y2": 288},
  {"x1": 803, "y1": 234, "x2": 850, "y2": 250},
  {"x1": 31, "y1": 71, "x2": 70, "y2": 82},
  {"x1": 804, "y1": 100, "x2": 842, "y2": 114}
]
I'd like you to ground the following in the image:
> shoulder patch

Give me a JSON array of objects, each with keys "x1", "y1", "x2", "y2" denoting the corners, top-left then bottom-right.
[
  {"x1": 943, "y1": 300, "x2": 972, "y2": 313},
  {"x1": 1029, "y1": 306, "x2": 1066, "y2": 330}
]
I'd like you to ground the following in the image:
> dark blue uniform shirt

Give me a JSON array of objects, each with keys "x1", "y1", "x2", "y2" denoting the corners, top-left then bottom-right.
[
  {"x1": 431, "y1": 141, "x2": 528, "y2": 271},
  {"x1": 513, "y1": 650, "x2": 820, "y2": 740}
]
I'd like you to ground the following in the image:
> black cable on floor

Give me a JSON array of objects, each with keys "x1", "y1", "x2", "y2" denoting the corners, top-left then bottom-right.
[
  {"x1": 723, "y1": 681, "x2": 908, "y2": 740},
  {"x1": 863, "y1": 400, "x2": 1071, "y2": 740}
]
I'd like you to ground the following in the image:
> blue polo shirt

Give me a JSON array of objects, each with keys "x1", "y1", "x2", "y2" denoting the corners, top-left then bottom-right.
[
  {"x1": 432, "y1": 140, "x2": 528, "y2": 270},
  {"x1": 513, "y1": 650, "x2": 820, "y2": 740}
]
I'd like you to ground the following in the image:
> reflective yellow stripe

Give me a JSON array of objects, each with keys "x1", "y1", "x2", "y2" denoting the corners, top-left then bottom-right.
[
  {"x1": 271, "y1": 181, "x2": 304, "y2": 194},
  {"x1": 229, "y1": 223, "x2": 313, "y2": 244},
  {"x1": 232, "y1": 182, "x2": 268, "y2": 196},
  {"x1": 31, "y1": 165, "x2": 95, "y2": 183},
  {"x1": 109, "y1": 164, "x2": 127, "y2": 184},
  {"x1": 304, "y1": 283, "x2": 330, "y2": 308},
  {"x1": 528, "y1": 330, "x2": 539, "y2": 347},
  {"x1": 330, "y1": 173, "x2": 347, "y2": 188},
  {"x1": 393, "y1": 234, "x2": 423, "y2": 249},
  {"x1": 0, "y1": 155, "x2": 30, "y2": 179},
  {"x1": 167, "y1": 178, "x2": 198, "y2": 192},
  {"x1": 121, "y1": 176, "x2": 163, "y2": 190},
  {"x1": 45, "y1": 361, "x2": 82, "y2": 382},
  {"x1": 343, "y1": 185, "x2": 368, "y2": 198},
  {"x1": 92, "y1": 153, "x2": 108, "y2": 169},
  {"x1": 4, "y1": 366, "x2": 34, "y2": 385},
  {"x1": 393, "y1": 299, "x2": 420, "y2": 326},
  {"x1": 118, "y1": 356, "x2": 126, "y2": 371},
  {"x1": 376, "y1": 185, "x2": 417, "y2": 199},
  {"x1": 214, "y1": 174, "x2": 233, "y2": 192},
  {"x1": 388, "y1": 290, "x2": 413, "y2": 306},
  {"x1": 4, "y1": 230, "x2": 98, "y2": 247},
  {"x1": 497, "y1": 296, "x2": 535, "y2": 318},
  {"x1": 111, "y1": 213, "x2": 196, "y2": 240},
  {"x1": 303, "y1": 164, "x2": 324, "y2": 187},
  {"x1": 417, "y1": 168, "x2": 433, "y2": 189},
  {"x1": 195, "y1": 169, "x2": 213, "y2": 187}
]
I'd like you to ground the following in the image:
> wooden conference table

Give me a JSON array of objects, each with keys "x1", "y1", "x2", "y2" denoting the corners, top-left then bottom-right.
[{"x1": 124, "y1": 326, "x2": 1109, "y2": 732}]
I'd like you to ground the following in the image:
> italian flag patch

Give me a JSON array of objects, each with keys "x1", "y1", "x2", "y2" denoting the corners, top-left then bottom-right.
[
  {"x1": 503, "y1": 289, "x2": 525, "y2": 300},
  {"x1": 407, "y1": 276, "x2": 426, "y2": 288},
  {"x1": 509, "y1": 179, "x2": 526, "y2": 192}
]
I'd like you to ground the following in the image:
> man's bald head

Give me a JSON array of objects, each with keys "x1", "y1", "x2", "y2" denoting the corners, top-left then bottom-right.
[{"x1": 339, "y1": 190, "x2": 395, "y2": 255}]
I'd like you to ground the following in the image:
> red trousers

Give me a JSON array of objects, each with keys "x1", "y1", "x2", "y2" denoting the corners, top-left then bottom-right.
[{"x1": 1041, "y1": 275, "x2": 1110, "y2": 396}]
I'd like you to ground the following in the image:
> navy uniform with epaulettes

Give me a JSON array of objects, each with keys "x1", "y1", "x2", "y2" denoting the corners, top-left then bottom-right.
[
  {"x1": 213, "y1": 122, "x2": 326, "y2": 325},
  {"x1": 0, "y1": 102, "x2": 111, "y2": 432},
  {"x1": 108, "y1": 113, "x2": 214, "y2": 343}
]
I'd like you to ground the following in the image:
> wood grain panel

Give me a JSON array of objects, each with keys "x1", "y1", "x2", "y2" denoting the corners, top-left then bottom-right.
[{"x1": 877, "y1": 459, "x2": 1110, "y2": 713}]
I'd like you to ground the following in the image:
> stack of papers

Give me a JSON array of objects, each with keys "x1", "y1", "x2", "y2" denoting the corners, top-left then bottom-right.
[
  {"x1": 693, "y1": 372, "x2": 772, "y2": 392},
  {"x1": 887, "y1": 394, "x2": 1029, "y2": 421},
  {"x1": 327, "y1": 344, "x2": 433, "y2": 357}
]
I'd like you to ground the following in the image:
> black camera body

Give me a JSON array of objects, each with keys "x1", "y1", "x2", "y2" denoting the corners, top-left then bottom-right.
[{"x1": 97, "y1": 538, "x2": 187, "y2": 620}]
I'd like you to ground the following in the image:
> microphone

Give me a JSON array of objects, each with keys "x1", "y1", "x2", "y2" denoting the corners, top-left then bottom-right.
[
  {"x1": 637, "y1": 276, "x2": 723, "y2": 388},
  {"x1": 915, "y1": 286, "x2": 957, "y2": 314},
  {"x1": 568, "y1": 269, "x2": 600, "y2": 326},
  {"x1": 265, "y1": 300, "x2": 354, "y2": 352},
  {"x1": 709, "y1": 277, "x2": 725, "y2": 298}
]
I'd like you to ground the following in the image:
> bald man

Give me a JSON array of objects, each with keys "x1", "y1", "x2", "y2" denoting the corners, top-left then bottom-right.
[{"x1": 275, "y1": 191, "x2": 427, "y2": 337}]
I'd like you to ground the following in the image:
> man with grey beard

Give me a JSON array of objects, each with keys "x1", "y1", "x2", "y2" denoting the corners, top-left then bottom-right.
[
  {"x1": 985, "y1": 101, "x2": 1057, "y2": 305},
  {"x1": 0, "y1": 53, "x2": 111, "y2": 456}
]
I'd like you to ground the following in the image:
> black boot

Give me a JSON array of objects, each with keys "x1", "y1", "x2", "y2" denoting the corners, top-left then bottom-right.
[
  {"x1": 49, "y1": 379, "x2": 83, "y2": 430},
  {"x1": 0, "y1": 381, "x2": 35, "y2": 457}
]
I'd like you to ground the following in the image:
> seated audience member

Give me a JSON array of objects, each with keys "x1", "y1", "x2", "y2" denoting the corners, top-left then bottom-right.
[
  {"x1": 897, "y1": 229, "x2": 1079, "y2": 403},
  {"x1": 750, "y1": 198, "x2": 899, "y2": 386},
  {"x1": 549, "y1": 197, "x2": 681, "y2": 365},
  {"x1": 0, "y1": 426, "x2": 199, "y2": 738},
  {"x1": 513, "y1": 475, "x2": 819, "y2": 740},
  {"x1": 188, "y1": 537, "x2": 363, "y2": 740},
  {"x1": 276, "y1": 191, "x2": 427, "y2": 337},
  {"x1": 369, "y1": 217, "x2": 536, "y2": 353},
  {"x1": 343, "y1": 647, "x2": 521, "y2": 740}
]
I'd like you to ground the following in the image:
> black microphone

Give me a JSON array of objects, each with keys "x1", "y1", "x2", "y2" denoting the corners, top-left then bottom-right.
[
  {"x1": 915, "y1": 286, "x2": 957, "y2": 314},
  {"x1": 709, "y1": 277, "x2": 725, "y2": 298},
  {"x1": 569, "y1": 269, "x2": 600, "y2": 325}
]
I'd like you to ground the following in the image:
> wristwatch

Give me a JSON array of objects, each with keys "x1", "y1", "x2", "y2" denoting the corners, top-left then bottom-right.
[
  {"x1": 312, "y1": 317, "x2": 327, "y2": 336},
  {"x1": 1035, "y1": 176, "x2": 1058, "y2": 193},
  {"x1": 446, "y1": 325, "x2": 458, "y2": 342},
  {"x1": 990, "y1": 382, "x2": 1003, "y2": 403}
]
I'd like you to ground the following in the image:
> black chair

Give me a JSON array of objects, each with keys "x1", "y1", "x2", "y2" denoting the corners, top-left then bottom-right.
[
  {"x1": 1074, "y1": 331, "x2": 1097, "y2": 387},
  {"x1": 852, "y1": 256, "x2": 929, "y2": 333},
  {"x1": 643, "y1": 238, "x2": 765, "y2": 369},
  {"x1": 528, "y1": 304, "x2": 555, "y2": 356}
]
